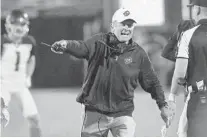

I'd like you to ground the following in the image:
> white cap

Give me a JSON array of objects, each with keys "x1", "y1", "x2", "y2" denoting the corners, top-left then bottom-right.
[{"x1": 112, "y1": 8, "x2": 136, "y2": 23}]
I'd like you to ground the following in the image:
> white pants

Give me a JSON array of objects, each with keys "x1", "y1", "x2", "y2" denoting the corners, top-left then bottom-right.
[
  {"x1": 1, "y1": 78, "x2": 38, "y2": 117},
  {"x1": 177, "y1": 102, "x2": 188, "y2": 137},
  {"x1": 81, "y1": 108, "x2": 136, "y2": 137}
]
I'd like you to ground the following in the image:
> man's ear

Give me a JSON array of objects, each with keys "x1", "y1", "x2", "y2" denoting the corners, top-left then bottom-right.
[
  {"x1": 197, "y1": 6, "x2": 201, "y2": 15},
  {"x1": 111, "y1": 22, "x2": 115, "y2": 33},
  {"x1": 110, "y1": 22, "x2": 113, "y2": 29}
]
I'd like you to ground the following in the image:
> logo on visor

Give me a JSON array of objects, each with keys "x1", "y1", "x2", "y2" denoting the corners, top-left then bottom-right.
[{"x1": 123, "y1": 10, "x2": 130, "y2": 16}]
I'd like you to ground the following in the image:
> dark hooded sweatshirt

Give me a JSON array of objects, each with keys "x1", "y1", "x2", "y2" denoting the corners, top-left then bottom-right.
[{"x1": 64, "y1": 32, "x2": 167, "y2": 117}]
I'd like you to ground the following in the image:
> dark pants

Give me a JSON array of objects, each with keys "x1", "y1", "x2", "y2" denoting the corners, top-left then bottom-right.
[{"x1": 187, "y1": 90, "x2": 207, "y2": 137}]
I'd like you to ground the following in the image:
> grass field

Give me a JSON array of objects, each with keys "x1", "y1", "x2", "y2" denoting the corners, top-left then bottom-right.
[{"x1": 1, "y1": 88, "x2": 185, "y2": 137}]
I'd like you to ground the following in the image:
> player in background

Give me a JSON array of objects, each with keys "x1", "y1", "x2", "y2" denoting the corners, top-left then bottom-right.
[{"x1": 1, "y1": 9, "x2": 41, "y2": 136}]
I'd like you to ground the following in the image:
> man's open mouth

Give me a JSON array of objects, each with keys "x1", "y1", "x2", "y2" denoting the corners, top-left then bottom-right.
[{"x1": 121, "y1": 29, "x2": 131, "y2": 36}]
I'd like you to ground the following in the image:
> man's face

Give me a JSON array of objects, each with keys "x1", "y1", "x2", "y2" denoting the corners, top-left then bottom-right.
[{"x1": 112, "y1": 19, "x2": 136, "y2": 42}]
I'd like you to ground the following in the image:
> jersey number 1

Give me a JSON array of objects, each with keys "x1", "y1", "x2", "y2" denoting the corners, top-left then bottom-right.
[{"x1": 15, "y1": 51, "x2": 20, "y2": 71}]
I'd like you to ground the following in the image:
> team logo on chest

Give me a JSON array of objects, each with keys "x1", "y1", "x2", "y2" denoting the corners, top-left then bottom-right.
[{"x1": 124, "y1": 57, "x2": 132, "y2": 64}]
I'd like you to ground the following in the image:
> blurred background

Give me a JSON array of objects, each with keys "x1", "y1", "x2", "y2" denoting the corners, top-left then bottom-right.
[{"x1": 1, "y1": 0, "x2": 191, "y2": 137}]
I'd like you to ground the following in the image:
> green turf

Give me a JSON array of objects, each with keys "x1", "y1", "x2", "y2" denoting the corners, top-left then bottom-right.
[{"x1": 1, "y1": 88, "x2": 185, "y2": 137}]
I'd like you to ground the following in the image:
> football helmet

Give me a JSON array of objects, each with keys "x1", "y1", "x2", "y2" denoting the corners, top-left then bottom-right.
[{"x1": 5, "y1": 9, "x2": 29, "y2": 38}]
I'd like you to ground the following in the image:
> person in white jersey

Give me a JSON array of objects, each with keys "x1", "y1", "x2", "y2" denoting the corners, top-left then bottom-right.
[{"x1": 1, "y1": 9, "x2": 41, "y2": 136}]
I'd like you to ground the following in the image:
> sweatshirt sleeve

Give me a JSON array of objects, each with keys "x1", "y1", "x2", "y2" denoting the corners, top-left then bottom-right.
[
  {"x1": 138, "y1": 49, "x2": 167, "y2": 109},
  {"x1": 161, "y1": 33, "x2": 178, "y2": 62},
  {"x1": 64, "y1": 34, "x2": 101, "y2": 60}
]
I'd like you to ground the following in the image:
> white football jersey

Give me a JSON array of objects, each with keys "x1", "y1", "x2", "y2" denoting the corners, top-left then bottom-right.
[{"x1": 1, "y1": 34, "x2": 36, "y2": 79}]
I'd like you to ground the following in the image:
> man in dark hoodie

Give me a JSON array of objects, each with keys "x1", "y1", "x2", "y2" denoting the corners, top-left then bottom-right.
[{"x1": 51, "y1": 8, "x2": 175, "y2": 137}]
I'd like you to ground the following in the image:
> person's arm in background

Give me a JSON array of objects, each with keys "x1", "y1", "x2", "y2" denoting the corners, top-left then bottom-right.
[
  {"x1": 168, "y1": 32, "x2": 190, "y2": 102},
  {"x1": 138, "y1": 50, "x2": 175, "y2": 126},
  {"x1": 161, "y1": 20, "x2": 195, "y2": 62},
  {"x1": 25, "y1": 36, "x2": 37, "y2": 88},
  {"x1": 167, "y1": 20, "x2": 196, "y2": 102},
  {"x1": 51, "y1": 34, "x2": 101, "y2": 60},
  {"x1": 26, "y1": 55, "x2": 35, "y2": 88}
]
